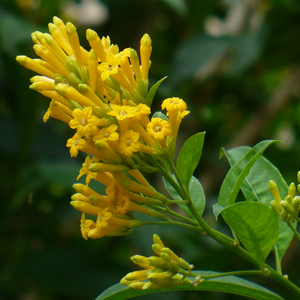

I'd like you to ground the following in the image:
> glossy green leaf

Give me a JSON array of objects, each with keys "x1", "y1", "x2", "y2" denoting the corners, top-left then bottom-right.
[
  {"x1": 222, "y1": 146, "x2": 294, "y2": 261},
  {"x1": 177, "y1": 132, "x2": 205, "y2": 190},
  {"x1": 221, "y1": 202, "x2": 279, "y2": 268},
  {"x1": 145, "y1": 76, "x2": 167, "y2": 107},
  {"x1": 217, "y1": 140, "x2": 279, "y2": 211},
  {"x1": 164, "y1": 175, "x2": 206, "y2": 218},
  {"x1": 96, "y1": 271, "x2": 283, "y2": 300}
]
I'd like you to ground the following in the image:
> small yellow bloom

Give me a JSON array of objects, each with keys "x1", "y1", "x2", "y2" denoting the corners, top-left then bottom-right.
[
  {"x1": 69, "y1": 107, "x2": 100, "y2": 136},
  {"x1": 66, "y1": 133, "x2": 87, "y2": 157},
  {"x1": 161, "y1": 97, "x2": 187, "y2": 113},
  {"x1": 77, "y1": 155, "x2": 99, "y2": 184},
  {"x1": 119, "y1": 130, "x2": 140, "y2": 157},
  {"x1": 146, "y1": 118, "x2": 171, "y2": 141},
  {"x1": 93, "y1": 124, "x2": 119, "y2": 142},
  {"x1": 107, "y1": 105, "x2": 137, "y2": 121},
  {"x1": 96, "y1": 207, "x2": 112, "y2": 229},
  {"x1": 80, "y1": 213, "x2": 96, "y2": 240},
  {"x1": 99, "y1": 53, "x2": 122, "y2": 81}
]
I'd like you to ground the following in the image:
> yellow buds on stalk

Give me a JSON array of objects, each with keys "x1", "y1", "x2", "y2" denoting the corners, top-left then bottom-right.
[
  {"x1": 121, "y1": 234, "x2": 200, "y2": 290},
  {"x1": 269, "y1": 173, "x2": 300, "y2": 222},
  {"x1": 16, "y1": 16, "x2": 190, "y2": 240}
]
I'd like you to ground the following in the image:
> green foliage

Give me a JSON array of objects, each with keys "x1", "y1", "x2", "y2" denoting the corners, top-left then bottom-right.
[
  {"x1": 221, "y1": 146, "x2": 294, "y2": 261},
  {"x1": 215, "y1": 140, "x2": 280, "y2": 211},
  {"x1": 177, "y1": 132, "x2": 205, "y2": 189},
  {"x1": 164, "y1": 175, "x2": 206, "y2": 219},
  {"x1": 221, "y1": 202, "x2": 279, "y2": 269}
]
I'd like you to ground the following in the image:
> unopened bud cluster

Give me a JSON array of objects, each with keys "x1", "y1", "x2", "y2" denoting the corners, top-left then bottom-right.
[
  {"x1": 120, "y1": 234, "x2": 200, "y2": 290},
  {"x1": 269, "y1": 171, "x2": 300, "y2": 222}
]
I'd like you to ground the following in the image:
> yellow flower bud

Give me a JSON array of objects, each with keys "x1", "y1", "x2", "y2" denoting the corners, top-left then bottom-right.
[
  {"x1": 153, "y1": 234, "x2": 165, "y2": 248},
  {"x1": 269, "y1": 180, "x2": 282, "y2": 204},
  {"x1": 281, "y1": 200, "x2": 296, "y2": 216},
  {"x1": 270, "y1": 200, "x2": 281, "y2": 217},
  {"x1": 288, "y1": 182, "x2": 296, "y2": 199},
  {"x1": 152, "y1": 244, "x2": 163, "y2": 256}
]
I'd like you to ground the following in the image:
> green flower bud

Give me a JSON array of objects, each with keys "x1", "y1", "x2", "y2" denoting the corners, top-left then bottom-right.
[
  {"x1": 270, "y1": 200, "x2": 281, "y2": 217},
  {"x1": 148, "y1": 271, "x2": 173, "y2": 284},
  {"x1": 281, "y1": 200, "x2": 295, "y2": 216},
  {"x1": 128, "y1": 282, "x2": 146, "y2": 290},
  {"x1": 280, "y1": 207, "x2": 289, "y2": 221},
  {"x1": 148, "y1": 256, "x2": 164, "y2": 268},
  {"x1": 285, "y1": 195, "x2": 293, "y2": 205}
]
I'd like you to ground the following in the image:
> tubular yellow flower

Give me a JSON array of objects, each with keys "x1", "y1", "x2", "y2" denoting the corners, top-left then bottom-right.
[
  {"x1": 161, "y1": 97, "x2": 187, "y2": 113},
  {"x1": 129, "y1": 122, "x2": 158, "y2": 149},
  {"x1": 16, "y1": 56, "x2": 56, "y2": 79},
  {"x1": 38, "y1": 90, "x2": 71, "y2": 108},
  {"x1": 130, "y1": 49, "x2": 142, "y2": 81},
  {"x1": 48, "y1": 21, "x2": 73, "y2": 56},
  {"x1": 140, "y1": 34, "x2": 152, "y2": 81},
  {"x1": 66, "y1": 133, "x2": 87, "y2": 157},
  {"x1": 269, "y1": 180, "x2": 282, "y2": 204},
  {"x1": 44, "y1": 33, "x2": 69, "y2": 64},
  {"x1": 99, "y1": 53, "x2": 122, "y2": 81},
  {"x1": 77, "y1": 156, "x2": 99, "y2": 184},
  {"x1": 130, "y1": 104, "x2": 151, "y2": 124},
  {"x1": 86, "y1": 29, "x2": 107, "y2": 62},
  {"x1": 78, "y1": 84, "x2": 108, "y2": 110},
  {"x1": 43, "y1": 100, "x2": 73, "y2": 124},
  {"x1": 69, "y1": 107, "x2": 100, "y2": 136},
  {"x1": 119, "y1": 130, "x2": 140, "y2": 157},
  {"x1": 55, "y1": 83, "x2": 96, "y2": 109},
  {"x1": 80, "y1": 213, "x2": 96, "y2": 240},
  {"x1": 71, "y1": 200, "x2": 100, "y2": 215},
  {"x1": 29, "y1": 79, "x2": 55, "y2": 91},
  {"x1": 94, "y1": 124, "x2": 119, "y2": 142},
  {"x1": 88, "y1": 49, "x2": 98, "y2": 92},
  {"x1": 66, "y1": 22, "x2": 84, "y2": 69},
  {"x1": 107, "y1": 104, "x2": 137, "y2": 121},
  {"x1": 33, "y1": 44, "x2": 70, "y2": 78},
  {"x1": 147, "y1": 118, "x2": 171, "y2": 141},
  {"x1": 96, "y1": 207, "x2": 112, "y2": 229},
  {"x1": 53, "y1": 16, "x2": 68, "y2": 39}
]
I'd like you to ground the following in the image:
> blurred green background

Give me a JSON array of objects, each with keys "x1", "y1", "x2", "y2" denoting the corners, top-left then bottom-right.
[{"x1": 1, "y1": 0, "x2": 300, "y2": 299}]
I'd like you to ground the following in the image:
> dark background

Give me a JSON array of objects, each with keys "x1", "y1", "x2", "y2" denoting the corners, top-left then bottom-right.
[{"x1": 1, "y1": 0, "x2": 300, "y2": 299}]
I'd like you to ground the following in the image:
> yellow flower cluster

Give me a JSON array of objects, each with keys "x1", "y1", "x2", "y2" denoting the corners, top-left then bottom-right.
[
  {"x1": 121, "y1": 234, "x2": 199, "y2": 289},
  {"x1": 16, "y1": 17, "x2": 190, "y2": 240}
]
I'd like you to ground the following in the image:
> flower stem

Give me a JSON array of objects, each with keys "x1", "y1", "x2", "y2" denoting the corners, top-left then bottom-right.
[
  {"x1": 143, "y1": 220, "x2": 204, "y2": 233},
  {"x1": 287, "y1": 220, "x2": 300, "y2": 241}
]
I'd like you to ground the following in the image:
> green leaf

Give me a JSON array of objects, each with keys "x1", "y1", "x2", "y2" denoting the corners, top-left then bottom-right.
[
  {"x1": 177, "y1": 132, "x2": 205, "y2": 190},
  {"x1": 217, "y1": 140, "x2": 279, "y2": 211},
  {"x1": 221, "y1": 202, "x2": 279, "y2": 269},
  {"x1": 152, "y1": 111, "x2": 168, "y2": 121},
  {"x1": 222, "y1": 146, "x2": 294, "y2": 261},
  {"x1": 96, "y1": 271, "x2": 283, "y2": 300},
  {"x1": 164, "y1": 175, "x2": 206, "y2": 218},
  {"x1": 145, "y1": 76, "x2": 167, "y2": 107}
]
